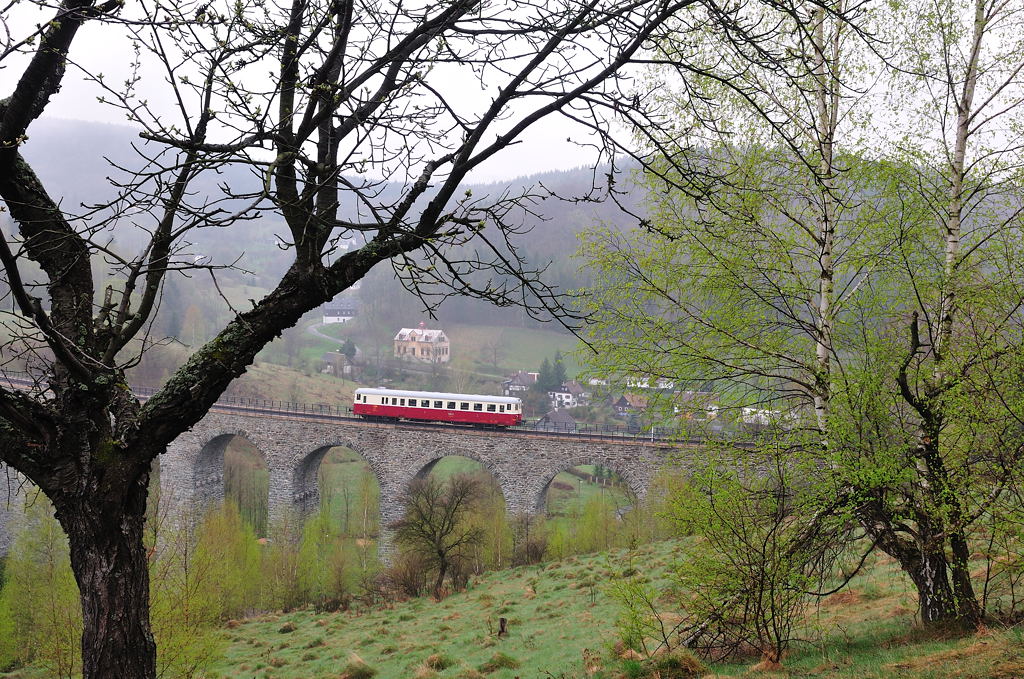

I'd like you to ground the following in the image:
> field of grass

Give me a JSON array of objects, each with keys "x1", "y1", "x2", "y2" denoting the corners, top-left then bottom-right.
[
  {"x1": 224, "y1": 361, "x2": 357, "y2": 405},
  {"x1": 208, "y1": 541, "x2": 679, "y2": 679},
  {"x1": 197, "y1": 539, "x2": 1024, "y2": 679},
  {"x1": 316, "y1": 321, "x2": 581, "y2": 380}
]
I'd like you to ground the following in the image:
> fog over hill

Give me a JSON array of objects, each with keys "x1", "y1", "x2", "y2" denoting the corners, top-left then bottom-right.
[{"x1": 5, "y1": 117, "x2": 649, "y2": 342}]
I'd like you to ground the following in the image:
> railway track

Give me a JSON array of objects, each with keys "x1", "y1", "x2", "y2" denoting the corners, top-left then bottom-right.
[{"x1": 2, "y1": 372, "x2": 750, "y2": 447}]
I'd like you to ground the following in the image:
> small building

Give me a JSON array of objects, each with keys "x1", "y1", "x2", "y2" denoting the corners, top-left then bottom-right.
[
  {"x1": 676, "y1": 391, "x2": 719, "y2": 419},
  {"x1": 393, "y1": 322, "x2": 450, "y2": 363},
  {"x1": 502, "y1": 370, "x2": 538, "y2": 396},
  {"x1": 534, "y1": 408, "x2": 577, "y2": 432},
  {"x1": 548, "y1": 380, "x2": 590, "y2": 409},
  {"x1": 321, "y1": 351, "x2": 352, "y2": 377},
  {"x1": 611, "y1": 393, "x2": 648, "y2": 416},
  {"x1": 322, "y1": 298, "x2": 358, "y2": 324}
]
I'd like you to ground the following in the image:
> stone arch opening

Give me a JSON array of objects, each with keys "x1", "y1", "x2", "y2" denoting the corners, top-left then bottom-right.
[
  {"x1": 404, "y1": 454, "x2": 512, "y2": 571},
  {"x1": 410, "y1": 453, "x2": 511, "y2": 511},
  {"x1": 293, "y1": 444, "x2": 382, "y2": 563},
  {"x1": 534, "y1": 459, "x2": 644, "y2": 557},
  {"x1": 539, "y1": 462, "x2": 637, "y2": 517},
  {"x1": 195, "y1": 432, "x2": 269, "y2": 536}
]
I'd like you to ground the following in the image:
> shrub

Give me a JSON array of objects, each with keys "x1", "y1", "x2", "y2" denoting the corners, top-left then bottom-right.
[
  {"x1": 648, "y1": 650, "x2": 707, "y2": 678},
  {"x1": 478, "y1": 651, "x2": 520, "y2": 673},
  {"x1": 340, "y1": 657, "x2": 378, "y2": 679},
  {"x1": 425, "y1": 652, "x2": 455, "y2": 670}
]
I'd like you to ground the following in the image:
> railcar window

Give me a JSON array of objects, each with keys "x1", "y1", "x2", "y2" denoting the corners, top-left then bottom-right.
[
  {"x1": 421, "y1": 400, "x2": 430, "y2": 407},
  {"x1": 447, "y1": 401, "x2": 456, "y2": 409},
  {"x1": 486, "y1": 404, "x2": 496, "y2": 412},
  {"x1": 434, "y1": 401, "x2": 443, "y2": 408},
  {"x1": 499, "y1": 405, "x2": 505, "y2": 412},
  {"x1": 460, "y1": 402, "x2": 469, "y2": 410},
  {"x1": 400, "y1": 398, "x2": 406, "y2": 406},
  {"x1": 473, "y1": 403, "x2": 483, "y2": 411}
]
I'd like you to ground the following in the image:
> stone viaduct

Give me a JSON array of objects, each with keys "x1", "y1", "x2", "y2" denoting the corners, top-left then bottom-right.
[
  {"x1": 158, "y1": 409, "x2": 681, "y2": 556},
  {"x1": 0, "y1": 408, "x2": 686, "y2": 556}
]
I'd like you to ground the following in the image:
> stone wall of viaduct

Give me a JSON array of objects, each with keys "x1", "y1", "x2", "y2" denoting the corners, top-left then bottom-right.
[
  {"x1": 161, "y1": 411, "x2": 680, "y2": 557},
  {"x1": 0, "y1": 410, "x2": 684, "y2": 557}
]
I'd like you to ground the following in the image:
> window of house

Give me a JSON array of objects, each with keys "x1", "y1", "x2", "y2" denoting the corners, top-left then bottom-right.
[
  {"x1": 447, "y1": 401, "x2": 456, "y2": 409},
  {"x1": 411, "y1": 347, "x2": 416, "y2": 356},
  {"x1": 460, "y1": 402, "x2": 469, "y2": 410},
  {"x1": 473, "y1": 403, "x2": 483, "y2": 411},
  {"x1": 486, "y1": 404, "x2": 496, "y2": 412}
]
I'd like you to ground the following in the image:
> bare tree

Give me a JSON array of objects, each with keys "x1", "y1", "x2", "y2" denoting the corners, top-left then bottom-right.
[
  {"x1": 391, "y1": 474, "x2": 483, "y2": 600},
  {"x1": 0, "y1": 0, "x2": 854, "y2": 676},
  {"x1": 481, "y1": 335, "x2": 508, "y2": 373}
]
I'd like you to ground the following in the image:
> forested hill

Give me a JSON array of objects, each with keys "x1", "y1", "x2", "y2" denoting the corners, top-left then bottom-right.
[
  {"x1": 20, "y1": 118, "x2": 645, "y2": 281},
  {"x1": 4, "y1": 117, "x2": 649, "y2": 333}
]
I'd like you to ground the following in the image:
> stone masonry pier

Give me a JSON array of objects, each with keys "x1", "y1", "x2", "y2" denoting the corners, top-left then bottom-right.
[{"x1": 158, "y1": 410, "x2": 680, "y2": 558}]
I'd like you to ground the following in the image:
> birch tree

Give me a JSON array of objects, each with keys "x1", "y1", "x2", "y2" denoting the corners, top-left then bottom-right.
[
  {"x1": 0, "y1": 0, "x2": 842, "y2": 675},
  {"x1": 581, "y1": 0, "x2": 1024, "y2": 630}
]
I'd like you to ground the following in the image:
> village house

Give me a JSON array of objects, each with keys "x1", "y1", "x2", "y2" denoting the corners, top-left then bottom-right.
[
  {"x1": 393, "y1": 322, "x2": 450, "y2": 363},
  {"x1": 320, "y1": 350, "x2": 352, "y2": 377},
  {"x1": 502, "y1": 370, "x2": 538, "y2": 396},
  {"x1": 548, "y1": 380, "x2": 589, "y2": 409},
  {"x1": 676, "y1": 391, "x2": 720, "y2": 419},
  {"x1": 611, "y1": 393, "x2": 648, "y2": 416},
  {"x1": 534, "y1": 408, "x2": 577, "y2": 432},
  {"x1": 321, "y1": 297, "x2": 359, "y2": 324}
]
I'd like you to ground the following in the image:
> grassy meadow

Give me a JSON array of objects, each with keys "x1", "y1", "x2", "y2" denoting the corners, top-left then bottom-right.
[
  {"x1": 199, "y1": 539, "x2": 1024, "y2": 679},
  {"x1": 315, "y1": 321, "x2": 580, "y2": 381}
]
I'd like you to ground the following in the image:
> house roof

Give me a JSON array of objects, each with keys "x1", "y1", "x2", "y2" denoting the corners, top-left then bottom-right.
[
  {"x1": 394, "y1": 327, "x2": 447, "y2": 342},
  {"x1": 564, "y1": 381, "x2": 587, "y2": 396},
  {"x1": 676, "y1": 390, "x2": 718, "y2": 407},
  {"x1": 616, "y1": 393, "x2": 648, "y2": 409},
  {"x1": 503, "y1": 370, "x2": 537, "y2": 387},
  {"x1": 537, "y1": 409, "x2": 576, "y2": 425}
]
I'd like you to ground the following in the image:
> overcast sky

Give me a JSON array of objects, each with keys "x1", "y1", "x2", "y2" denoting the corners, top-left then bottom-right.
[{"x1": 1, "y1": 10, "x2": 605, "y2": 184}]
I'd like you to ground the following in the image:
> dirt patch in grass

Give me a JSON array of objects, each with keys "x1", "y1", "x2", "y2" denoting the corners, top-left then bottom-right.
[
  {"x1": 884, "y1": 635, "x2": 1009, "y2": 673},
  {"x1": 989, "y1": 656, "x2": 1024, "y2": 678},
  {"x1": 824, "y1": 590, "x2": 861, "y2": 607}
]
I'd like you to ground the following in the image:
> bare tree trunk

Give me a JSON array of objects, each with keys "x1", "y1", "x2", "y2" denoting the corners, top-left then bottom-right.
[
  {"x1": 434, "y1": 552, "x2": 448, "y2": 599},
  {"x1": 58, "y1": 477, "x2": 156, "y2": 679},
  {"x1": 864, "y1": 494, "x2": 982, "y2": 630},
  {"x1": 895, "y1": 539, "x2": 981, "y2": 628}
]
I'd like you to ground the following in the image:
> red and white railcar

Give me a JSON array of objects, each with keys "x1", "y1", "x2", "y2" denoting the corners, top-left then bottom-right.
[{"x1": 353, "y1": 388, "x2": 522, "y2": 426}]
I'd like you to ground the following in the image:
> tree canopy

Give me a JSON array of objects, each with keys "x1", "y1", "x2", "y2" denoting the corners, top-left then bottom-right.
[
  {"x1": 0, "y1": 0, "x2": 863, "y2": 675},
  {"x1": 580, "y1": 0, "x2": 1024, "y2": 633}
]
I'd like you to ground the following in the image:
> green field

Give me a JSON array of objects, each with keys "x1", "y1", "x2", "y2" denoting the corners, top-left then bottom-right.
[
  {"x1": 315, "y1": 321, "x2": 581, "y2": 380},
  {"x1": 199, "y1": 539, "x2": 1024, "y2": 679}
]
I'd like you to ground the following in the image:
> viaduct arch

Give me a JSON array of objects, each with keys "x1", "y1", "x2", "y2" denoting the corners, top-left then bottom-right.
[
  {"x1": 0, "y1": 410, "x2": 683, "y2": 557},
  {"x1": 161, "y1": 411, "x2": 678, "y2": 558}
]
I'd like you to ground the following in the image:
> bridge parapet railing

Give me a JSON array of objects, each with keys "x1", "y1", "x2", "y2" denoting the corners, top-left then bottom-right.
[{"x1": 3, "y1": 370, "x2": 762, "y2": 445}]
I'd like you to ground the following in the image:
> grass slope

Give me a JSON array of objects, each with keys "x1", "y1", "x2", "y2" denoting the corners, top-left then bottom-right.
[
  {"x1": 317, "y1": 321, "x2": 580, "y2": 380},
  {"x1": 225, "y1": 361, "x2": 356, "y2": 405},
  {"x1": 211, "y1": 543, "x2": 676, "y2": 679},
  {"x1": 207, "y1": 541, "x2": 1024, "y2": 679}
]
